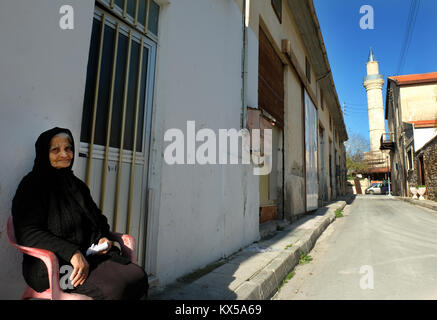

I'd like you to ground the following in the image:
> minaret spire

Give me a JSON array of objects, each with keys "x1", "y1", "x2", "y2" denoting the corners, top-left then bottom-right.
[{"x1": 368, "y1": 47, "x2": 375, "y2": 62}]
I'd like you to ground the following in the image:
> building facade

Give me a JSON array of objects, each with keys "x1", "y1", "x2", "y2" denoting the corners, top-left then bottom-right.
[
  {"x1": 382, "y1": 72, "x2": 437, "y2": 197},
  {"x1": 0, "y1": 0, "x2": 347, "y2": 298}
]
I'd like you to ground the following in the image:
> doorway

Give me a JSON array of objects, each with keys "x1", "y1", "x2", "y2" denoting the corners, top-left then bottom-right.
[
  {"x1": 319, "y1": 125, "x2": 326, "y2": 203},
  {"x1": 418, "y1": 154, "x2": 425, "y2": 185},
  {"x1": 258, "y1": 26, "x2": 284, "y2": 223},
  {"x1": 77, "y1": 6, "x2": 157, "y2": 267}
]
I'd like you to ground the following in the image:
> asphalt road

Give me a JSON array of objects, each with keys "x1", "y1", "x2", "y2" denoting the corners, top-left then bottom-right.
[{"x1": 273, "y1": 195, "x2": 437, "y2": 300}]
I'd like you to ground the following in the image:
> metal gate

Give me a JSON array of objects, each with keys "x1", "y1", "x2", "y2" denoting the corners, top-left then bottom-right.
[
  {"x1": 305, "y1": 90, "x2": 318, "y2": 211},
  {"x1": 319, "y1": 125, "x2": 326, "y2": 202}
]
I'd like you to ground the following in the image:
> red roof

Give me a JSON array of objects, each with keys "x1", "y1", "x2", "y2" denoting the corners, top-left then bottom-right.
[
  {"x1": 367, "y1": 167, "x2": 390, "y2": 174},
  {"x1": 409, "y1": 120, "x2": 437, "y2": 128},
  {"x1": 389, "y1": 72, "x2": 437, "y2": 85}
]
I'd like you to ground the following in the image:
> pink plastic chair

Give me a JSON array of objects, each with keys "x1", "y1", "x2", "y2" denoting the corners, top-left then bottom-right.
[{"x1": 6, "y1": 216, "x2": 137, "y2": 300}]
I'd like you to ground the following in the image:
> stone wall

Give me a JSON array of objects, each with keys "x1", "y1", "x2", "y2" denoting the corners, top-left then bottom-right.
[
  {"x1": 418, "y1": 135, "x2": 437, "y2": 200},
  {"x1": 406, "y1": 166, "x2": 418, "y2": 194}
]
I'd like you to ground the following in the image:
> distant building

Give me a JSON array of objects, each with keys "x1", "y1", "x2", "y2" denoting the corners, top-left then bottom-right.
[{"x1": 382, "y1": 72, "x2": 437, "y2": 197}]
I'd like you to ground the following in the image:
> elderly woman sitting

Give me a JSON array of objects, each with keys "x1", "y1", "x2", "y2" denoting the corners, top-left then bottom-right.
[{"x1": 12, "y1": 127, "x2": 148, "y2": 300}]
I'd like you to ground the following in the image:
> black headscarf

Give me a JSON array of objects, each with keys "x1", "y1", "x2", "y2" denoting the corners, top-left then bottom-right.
[
  {"x1": 32, "y1": 127, "x2": 76, "y2": 178},
  {"x1": 12, "y1": 127, "x2": 131, "y2": 292},
  {"x1": 12, "y1": 127, "x2": 110, "y2": 258}
]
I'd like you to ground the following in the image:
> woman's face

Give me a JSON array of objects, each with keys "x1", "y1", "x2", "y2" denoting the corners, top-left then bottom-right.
[{"x1": 49, "y1": 135, "x2": 73, "y2": 169}]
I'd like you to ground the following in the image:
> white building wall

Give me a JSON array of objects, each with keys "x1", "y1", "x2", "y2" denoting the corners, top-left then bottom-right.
[
  {"x1": 0, "y1": 0, "x2": 94, "y2": 298},
  {"x1": 414, "y1": 127, "x2": 437, "y2": 151},
  {"x1": 400, "y1": 83, "x2": 437, "y2": 122},
  {"x1": 150, "y1": 0, "x2": 259, "y2": 286}
]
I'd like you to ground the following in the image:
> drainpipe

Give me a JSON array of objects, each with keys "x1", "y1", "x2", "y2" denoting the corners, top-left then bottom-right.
[
  {"x1": 241, "y1": 0, "x2": 250, "y2": 223},
  {"x1": 241, "y1": 0, "x2": 250, "y2": 128}
]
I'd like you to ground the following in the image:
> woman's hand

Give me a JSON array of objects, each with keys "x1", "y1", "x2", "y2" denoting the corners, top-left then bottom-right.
[
  {"x1": 69, "y1": 251, "x2": 89, "y2": 287},
  {"x1": 97, "y1": 237, "x2": 112, "y2": 255}
]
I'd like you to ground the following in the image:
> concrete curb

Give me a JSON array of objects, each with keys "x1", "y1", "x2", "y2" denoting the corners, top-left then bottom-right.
[
  {"x1": 396, "y1": 197, "x2": 437, "y2": 213},
  {"x1": 233, "y1": 199, "x2": 348, "y2": 300},
  {"x1": 259, "y1": 219, "x2": 292, "y2": 239},
  {"x1": 148, "y1": 195, "x2": 354, "y2": 300}
]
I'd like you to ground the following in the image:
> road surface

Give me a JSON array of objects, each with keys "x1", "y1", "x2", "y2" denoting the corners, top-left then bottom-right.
[{"x1": 273, "y1": 195, "x2": 437, "y2": 300}]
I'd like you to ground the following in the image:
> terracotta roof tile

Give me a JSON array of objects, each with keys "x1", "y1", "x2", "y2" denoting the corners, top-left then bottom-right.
[
  {"x1": 409, "y1": 120, "x2": 437, "y2": 128},
  {"x1": 389, "y1": 72, "x2": 437, "y2": 85}
]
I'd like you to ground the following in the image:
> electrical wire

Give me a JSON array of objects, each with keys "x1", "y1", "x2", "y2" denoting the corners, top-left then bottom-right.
[
  {"x1": 398, "y1": 0, "x2": 416, "y2": 72},
  {"x1": 397, "y1": 0, "x2": 420, "y2": 75},
  {"x1": 344, "y1": 106, "x2": 368, "y2": 110},
  {"x1": 344, "y1": 102, "x2": 367, "y2": 106}
]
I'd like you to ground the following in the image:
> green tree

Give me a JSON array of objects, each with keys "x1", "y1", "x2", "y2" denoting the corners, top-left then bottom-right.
[{"x1": 345, "y1": 133, "x2": 370, "y2": 174}]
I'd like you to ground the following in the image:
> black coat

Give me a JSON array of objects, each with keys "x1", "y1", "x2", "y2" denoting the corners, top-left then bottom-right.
[{"x1": 12, "y1": 127, "x2": 128, "y2": 292}]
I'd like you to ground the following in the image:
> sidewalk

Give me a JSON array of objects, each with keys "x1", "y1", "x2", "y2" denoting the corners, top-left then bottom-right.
[
  {"x1": 397, "y1": 196, "x2": 437, "y2": 212},
  {"x1": 149, "y1": 195, "x2": 354, "y2": 300}
]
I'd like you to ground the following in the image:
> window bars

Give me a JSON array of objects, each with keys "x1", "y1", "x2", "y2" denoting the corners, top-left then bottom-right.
[{"x1": 80, "y1": 5, "x2": 154, "y2": 233}]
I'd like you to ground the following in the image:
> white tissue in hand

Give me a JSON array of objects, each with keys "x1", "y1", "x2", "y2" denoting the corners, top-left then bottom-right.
[{"x1": 86, "y1": 241, "x2": 109, "y2": 256}]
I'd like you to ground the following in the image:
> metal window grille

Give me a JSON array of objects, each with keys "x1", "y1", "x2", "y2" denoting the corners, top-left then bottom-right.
[
  {"x1": 271, "y1": 0, "x2": 282, "y2": 23},
  {"x1": 79, "y1": 5, "x2": 156, "y2": 235},
  {"x1": 96, "y1": 0, "x2": 160, "y2": 37}
]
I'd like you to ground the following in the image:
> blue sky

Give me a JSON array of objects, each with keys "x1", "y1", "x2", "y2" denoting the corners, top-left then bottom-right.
[{"x1": 313, "y1": 0, "x2": 437, "y2": 142}]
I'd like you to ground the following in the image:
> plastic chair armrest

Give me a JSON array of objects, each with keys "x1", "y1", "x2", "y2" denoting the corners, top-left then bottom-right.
[
  {"x1": 12, "y1": 243, "x2": 61, "y2": 299},
  {"x1": 108, "y1": 231, "x2": 137, "y2": 264}
]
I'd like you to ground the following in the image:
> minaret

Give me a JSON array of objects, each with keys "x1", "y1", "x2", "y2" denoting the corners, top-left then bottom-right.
[{"x1": 363, "y1": 48, "x2": 386, "y2": 152}]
